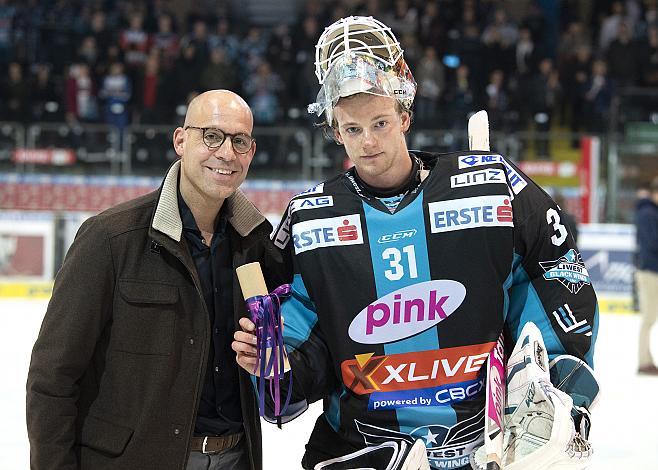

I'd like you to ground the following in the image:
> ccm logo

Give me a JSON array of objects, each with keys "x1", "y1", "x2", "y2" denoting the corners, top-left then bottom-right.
[
  {"x1": 291, "y1": 214, "x2": 363, "y2": 254},
  {"x1": 348, "y1": 280, "x2": 466, "y2": 344},
  {"x1": 378, "y1": 229, "x2": 417, "y2": 244}
]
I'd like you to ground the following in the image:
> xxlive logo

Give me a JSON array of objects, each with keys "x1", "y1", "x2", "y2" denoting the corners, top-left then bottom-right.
[
  {"x1": 341, "y1": 342, "x2": 494, "y2": 395},
  {"x1": 348, "y1": 280, "x2": 466, "y2": 344}
]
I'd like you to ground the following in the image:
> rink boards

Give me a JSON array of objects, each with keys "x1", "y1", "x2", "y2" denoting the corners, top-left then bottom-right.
[{"x1": 0, "y1": 207, "x2": 637, "y2": 314}]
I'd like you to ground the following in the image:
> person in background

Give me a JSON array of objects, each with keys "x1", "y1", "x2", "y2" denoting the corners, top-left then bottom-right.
[{"x1": 634, "y1": 177, "x2": 658, "y2": 375}]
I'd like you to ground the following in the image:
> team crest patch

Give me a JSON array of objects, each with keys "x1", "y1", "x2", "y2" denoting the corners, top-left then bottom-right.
[
  {"x1": 354, "y1": 408, "x2": 484, "y2": 469},
  {"x1": 539, "y1": 249, "x2": 591, "y2": 294}
]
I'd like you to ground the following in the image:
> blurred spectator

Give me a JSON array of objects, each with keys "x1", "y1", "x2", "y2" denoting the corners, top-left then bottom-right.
[
  {"x1": 136, "y1": 53, "x2": 165, "y2": 124},
  {"x1": 292, "y1": 15, "x2": 320, "y2": 110},
  {"x1": 606, "y1": 20, "x2": 642, "y2": 87},
  {"x1": 12, "y1": 0, "x2": 46, "y2": 65},
  {"x1": 200, "y1": 47, "x2": 238, "y2": 93},
  {"x1": 208, "y1": 18, "x2": 239, "y2": 62},
  {"x1": 482, "y1": 8, "x2": 518, "y2": 76},
  {"x1": 88, "y1": 10, "x2": 114, "y2": 63},
  {"x1": 641, "y1": 24, "x2": 658, "y2": 86},
  {"x1": 636, "y1": 0, "x2": 658, "y2": 38},
  {"x1": 239, "y1": 26, "x2": 267, "y2": 74},
  {"x1": 515, "y1": 26, "x2": 540, "y2": 78},
  {"x1": 384, "y1": 0, "x2": 418, "y2": 36},
  {"x1": 455, "y1": 23, "x2": 486, "y2": 93},
  {"x1": 266, "y1": 24, "x2": 295, "y2": 113},
  {"x1": 583, "y1": 59, "x2": 614, "y2": 132},
  {"x1": 181, "y1": 19, "x2": 209, "y2": 60},
  {"x1": 244, "y1": 61, "x2": 283, "y2": 125},
  {"x1": 562, "y1": 45, "x2": 593, "y2": 144},
  {"x1": 99, "y1": 61, "x2": 131, "y2": 131},
  {"x1": 557, "y1": 21, "x2": 591, "y2": 69},
  {"x1": 0, "y1": 0, "x2": 16, "y2": 66},
  {"x1": 414, "y1": 46, "x2": 444, "y2": 126},
  {"x1": 151, "y1": 14, "x2": 179, "y2": 68},
  {"x1": 40, "y1": 0, "x2": 77, "y2": 70},
  {"x1": 418, "y1": 2, "x2": 447, "y2": 55},
  {"x1": 77, "y1": 36, "x2": 100, "y2": 69},
  {"x1": 485, "y1": 69, "x2": 510, "y2": 130},
  {"x1": 2, "y1": 62, "x2": 29, "y2": 122},
  {"x1": 530, "y1": 58, "x2": 561, "y2": 159},
  {"x1": 599, "y1": 1, "x2": 629, "y2": 52},
  {"x1": 30, "y1": 63, "x2": 62, "y2": 122},
  {"x1": 65, "y1": 63, "x2": 98, "y2": 123},
  {"x1": 557, "y1": 21, "x2": 590, "y2": 125},
  {"x1": 445, "y1": 64, "x2": 476, "y2": 148},
  {"x1": 521, "y1": 2, "x2": 549, "y2": 51},
  {"x1": 173, "y1": 43, "x2": 201, "y2": 104},
  {"x1": 120, "y1": 10, "x2": 150, "y2": 92}
]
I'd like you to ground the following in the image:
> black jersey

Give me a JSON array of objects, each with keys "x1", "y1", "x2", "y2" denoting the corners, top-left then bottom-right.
[{"x1": 270, "y1": 150, "x2": 598, "y2": 469}]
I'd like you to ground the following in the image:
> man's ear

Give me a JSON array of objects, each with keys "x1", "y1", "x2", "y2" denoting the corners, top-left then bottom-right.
[
  {"x1": 401, "y1": 111, "x2": 411, "y2": 133},
  {"x1": 173, "y1": 127, "x2": 185, "y2": 157},
  {"x1": 333, "y1": 127, "x2": 344, "y2": 145}
]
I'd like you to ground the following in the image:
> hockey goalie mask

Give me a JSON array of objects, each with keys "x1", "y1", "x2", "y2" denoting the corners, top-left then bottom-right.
[{"x1": 308, "y1": 16, "x2": 417, "y2": 123}]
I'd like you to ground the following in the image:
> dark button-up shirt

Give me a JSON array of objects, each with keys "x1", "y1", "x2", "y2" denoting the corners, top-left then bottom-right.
[{"x1": 178, "y1": 192, "x2": 243, "y2": 436}]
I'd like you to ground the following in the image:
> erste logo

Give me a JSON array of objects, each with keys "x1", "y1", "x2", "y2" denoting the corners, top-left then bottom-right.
[
  {"x1": 291, "y1": 214, "x2": 363, "y2": 254},
  {"x1": 428, "y1": 195, "x2": 513, "y2": 233}
]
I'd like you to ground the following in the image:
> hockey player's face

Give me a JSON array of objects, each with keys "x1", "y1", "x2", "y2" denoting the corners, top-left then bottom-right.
[
  {"x1": 333, "y1": 94, "x2": 411, "y2": 189},
  {"x1": 174, "y1": 92, "x2": 255, "y2": 204}
]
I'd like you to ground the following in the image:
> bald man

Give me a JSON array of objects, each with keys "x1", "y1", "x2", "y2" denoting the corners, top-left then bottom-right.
[{"x1": 27, "y1": 90, "x2": 287, "y2": 470}]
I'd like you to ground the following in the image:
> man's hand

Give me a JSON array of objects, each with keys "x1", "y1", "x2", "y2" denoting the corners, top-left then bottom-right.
[{"x1": 232, "y1": 317, "x2": 260, "y2": 376}]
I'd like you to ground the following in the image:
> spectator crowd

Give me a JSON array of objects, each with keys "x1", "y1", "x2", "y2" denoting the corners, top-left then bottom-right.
[{"x1": 1, "y1": 0, "x2": 657, "y2": 144}]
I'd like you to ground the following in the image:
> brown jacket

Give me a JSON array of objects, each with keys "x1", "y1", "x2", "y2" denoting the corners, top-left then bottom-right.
[{"x1": 26, "y1": 161, "x2": 287, "y2": 470}]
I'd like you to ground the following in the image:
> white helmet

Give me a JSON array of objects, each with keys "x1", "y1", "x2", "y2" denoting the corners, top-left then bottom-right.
[{"x1": 308, "y1": 16, "x2": 416, "y2": 122}]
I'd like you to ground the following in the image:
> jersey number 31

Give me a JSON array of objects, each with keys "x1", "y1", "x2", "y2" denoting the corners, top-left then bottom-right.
[{"x1": 383, "y1": 245, "x2": 418, "y2": 281}]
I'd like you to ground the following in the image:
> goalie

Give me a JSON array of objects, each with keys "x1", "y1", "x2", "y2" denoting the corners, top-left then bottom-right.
[{"x1": 233, "y1": 15, "x2": 599, "y2": 470}]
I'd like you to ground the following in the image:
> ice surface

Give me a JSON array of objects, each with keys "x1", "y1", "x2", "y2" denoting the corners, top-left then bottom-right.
[{"x1": 2, "y1": 299, "x2": 655, "y2": 469}]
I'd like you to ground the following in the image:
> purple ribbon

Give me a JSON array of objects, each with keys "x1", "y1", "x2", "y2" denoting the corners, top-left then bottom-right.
[{"x1": 245, "y1": 284, "x2": 292, "y2": 419}]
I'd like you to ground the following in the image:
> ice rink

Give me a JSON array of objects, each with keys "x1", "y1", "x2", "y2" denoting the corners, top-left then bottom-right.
[{"x1": 2, "y1": 299, "x2": 657, "y2": 469}]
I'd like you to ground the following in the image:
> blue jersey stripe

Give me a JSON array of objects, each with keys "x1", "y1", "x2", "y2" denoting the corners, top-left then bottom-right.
[{"x1": 362, "y1": 194, "x2": 456, "y2": 434}]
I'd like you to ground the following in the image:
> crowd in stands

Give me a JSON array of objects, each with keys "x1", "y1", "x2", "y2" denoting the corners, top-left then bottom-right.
[{"x1": 1, "y1": 0, "x2": 657, "y2": 146}]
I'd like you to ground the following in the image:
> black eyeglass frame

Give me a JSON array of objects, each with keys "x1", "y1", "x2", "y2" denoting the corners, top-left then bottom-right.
[{"x1": 184, "y1": 126, "x2": 255, "y2": 154}]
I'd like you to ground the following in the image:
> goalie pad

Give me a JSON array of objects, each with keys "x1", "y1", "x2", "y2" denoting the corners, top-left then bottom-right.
[{"x1": 503, "y1": 322, "x2": 594, "y2": 470}]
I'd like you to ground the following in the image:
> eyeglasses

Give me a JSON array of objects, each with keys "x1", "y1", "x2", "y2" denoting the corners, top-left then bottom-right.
[{"x1": 184, "y1": 126, "x2": 255, "y2": 154}]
